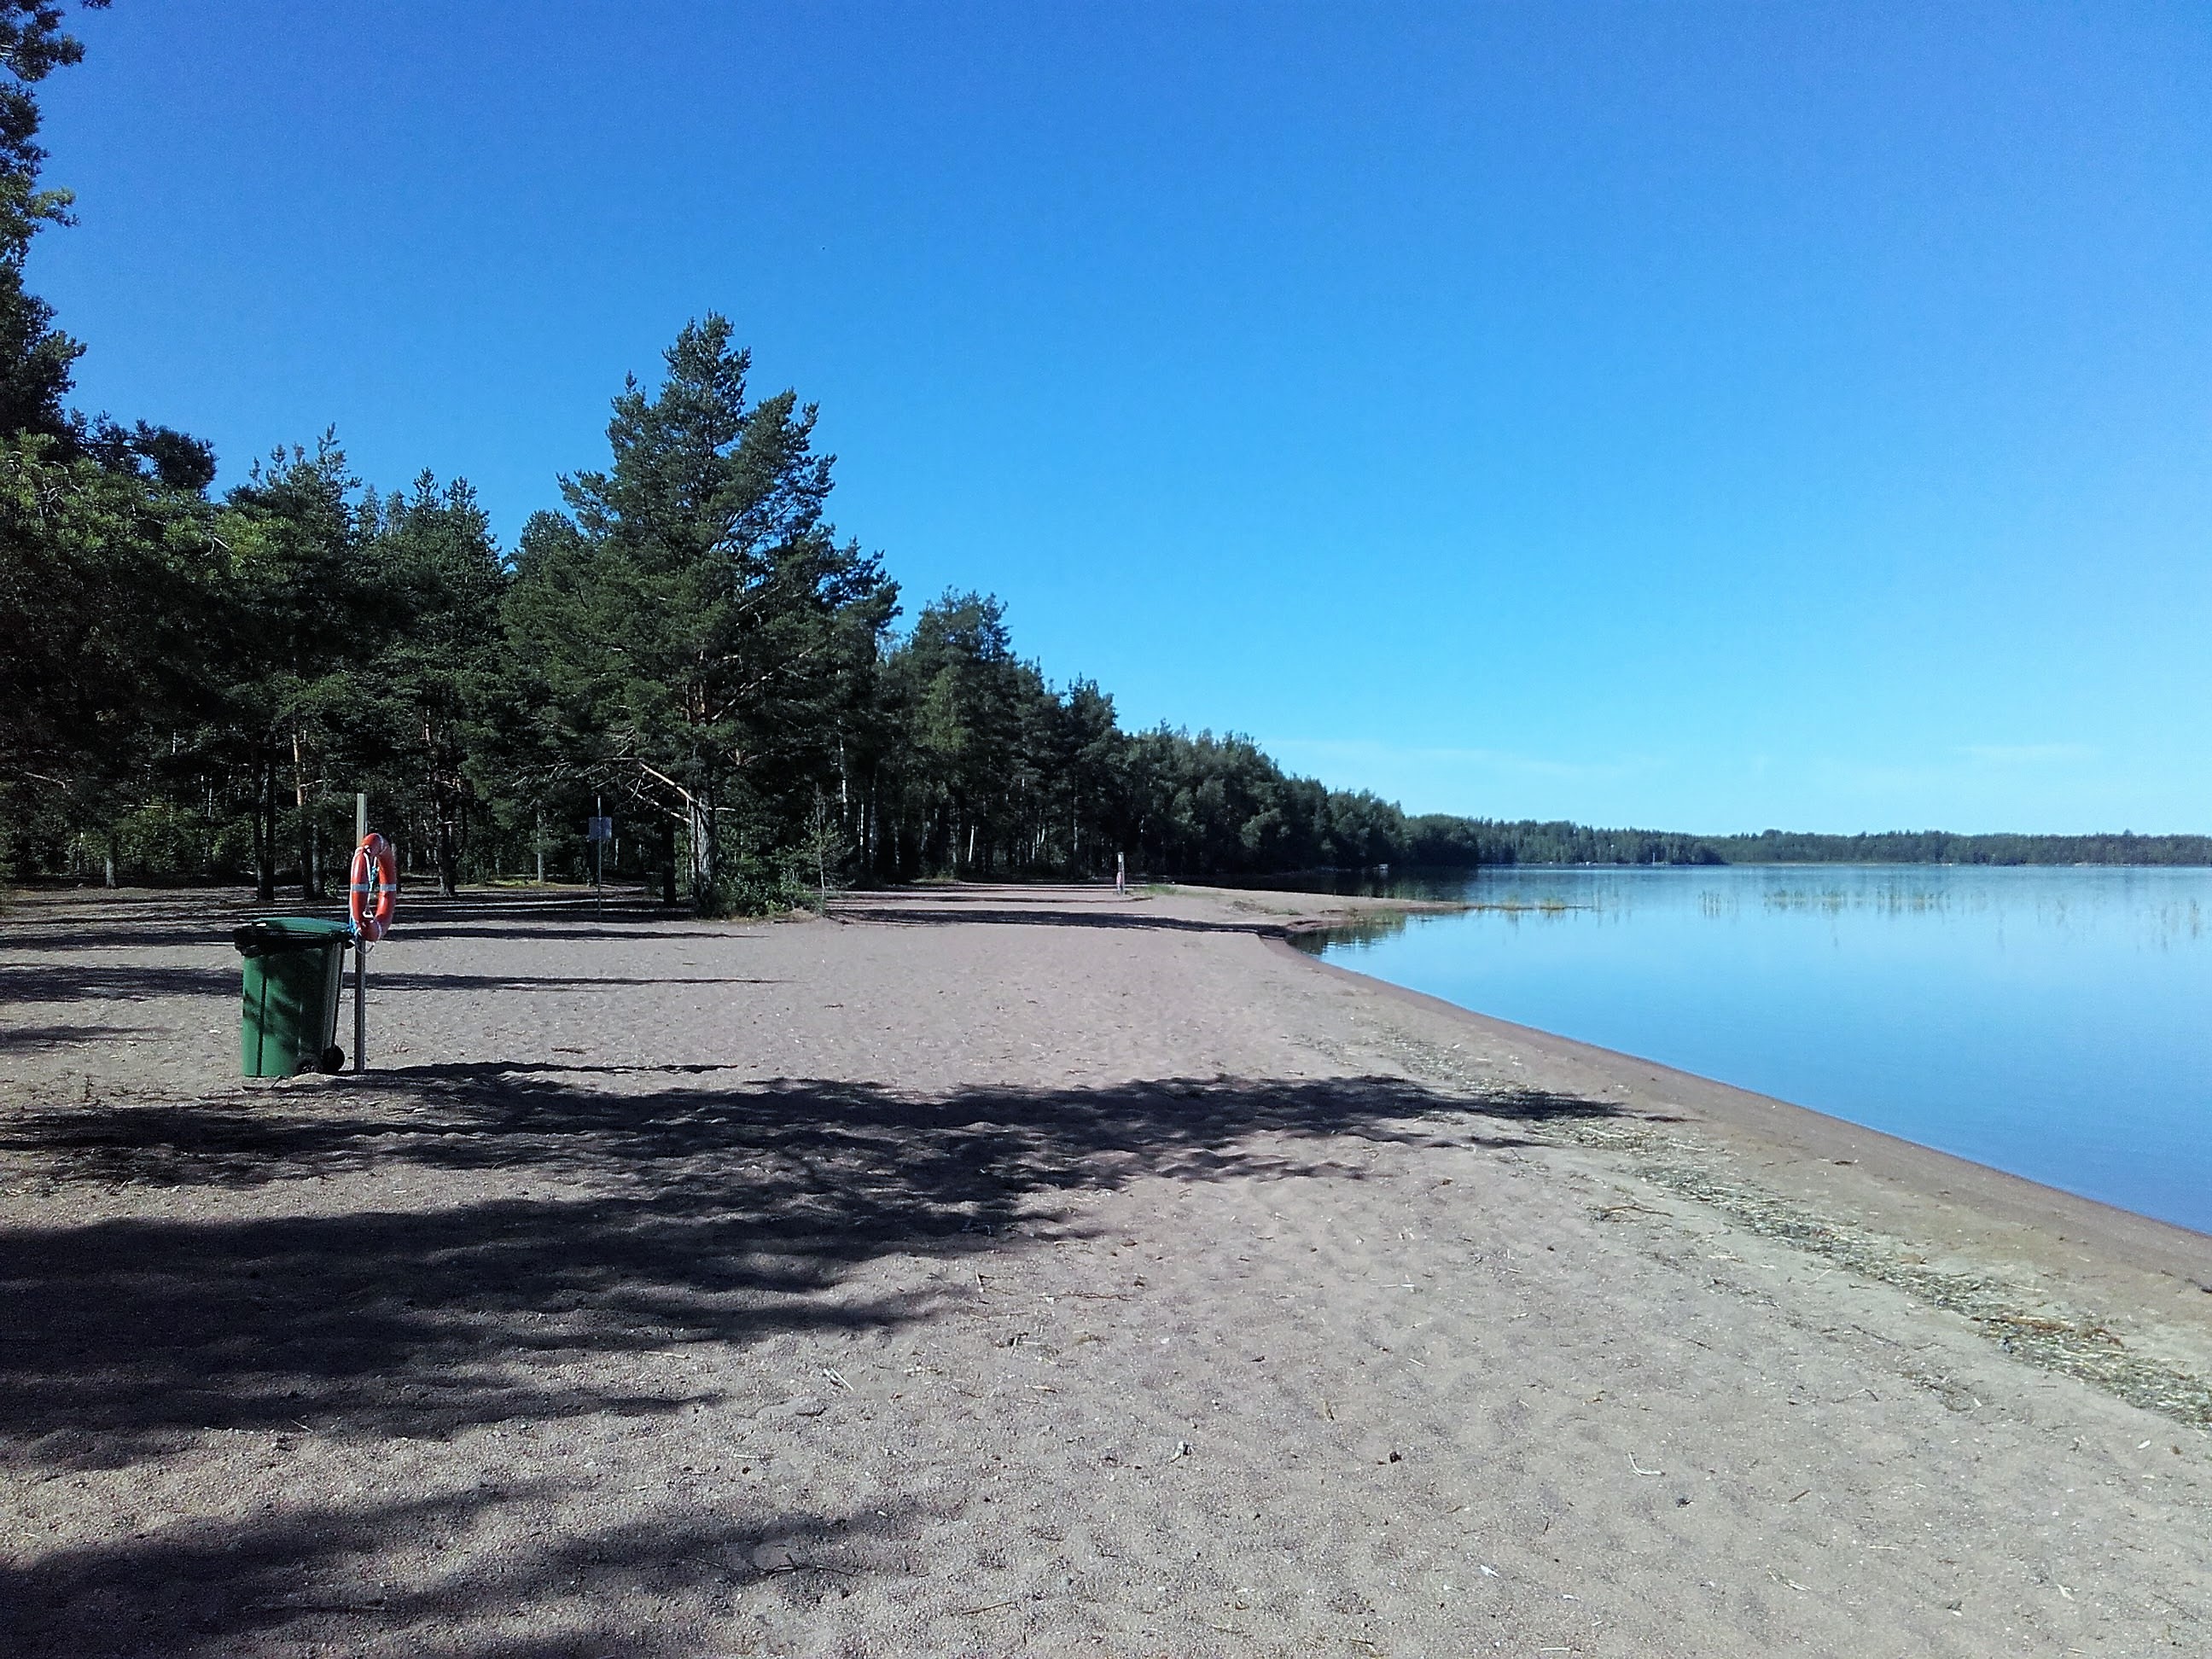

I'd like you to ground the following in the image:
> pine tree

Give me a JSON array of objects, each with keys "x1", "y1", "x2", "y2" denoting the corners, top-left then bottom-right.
[
  {"x1": 504, "y1": 317, "x2": 896, "y2": 913},
  {"x1": 346, "y1": 474, "x2": 508, "y2": 896}
]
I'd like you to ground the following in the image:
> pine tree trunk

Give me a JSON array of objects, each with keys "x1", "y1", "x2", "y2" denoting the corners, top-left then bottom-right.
[
  {"x1": 293, "y1": 731, "x2": 314, "y2": 900},
  {"x1": 434, "y1": 786, "x2": 458, "y2": 898},
  {"x1": 689, "y1": 789, "x2": 719, "y2": 915},
  {"x1": 254, "y1": 754, "x2": 276, "y2": 901},
  {"x1": 429, "y1": 718, "x2": 459, "y2": 899}
]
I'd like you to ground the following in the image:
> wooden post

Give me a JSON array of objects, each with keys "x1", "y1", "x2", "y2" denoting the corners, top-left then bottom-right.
[{"x1": 352, "y1": 793, "x2": 368, "y2": 1074}]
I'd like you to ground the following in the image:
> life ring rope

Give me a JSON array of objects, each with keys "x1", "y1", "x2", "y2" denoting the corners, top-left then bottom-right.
[{"x1": 348, "y1": 833, "x2": 398, "y2": 941}]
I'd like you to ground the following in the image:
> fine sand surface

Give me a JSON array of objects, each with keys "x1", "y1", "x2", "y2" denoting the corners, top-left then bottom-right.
[{"x1": 2, "y1": 880, "x2": 2209, "y2": 1658}]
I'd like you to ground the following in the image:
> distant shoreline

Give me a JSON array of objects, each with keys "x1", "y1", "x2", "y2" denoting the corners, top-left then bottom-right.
[{"x1": 1212, "y1": 858, "x2": 2212, "y2": 898}]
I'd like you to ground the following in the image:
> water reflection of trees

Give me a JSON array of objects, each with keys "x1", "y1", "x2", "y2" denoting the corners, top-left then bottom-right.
[
  {"x1": 1760, "y1": 882, "x2": 1952, "y2": 915},
  {"x1": 1297, "y1": 869, "x2": 2212, "y2": 955}
]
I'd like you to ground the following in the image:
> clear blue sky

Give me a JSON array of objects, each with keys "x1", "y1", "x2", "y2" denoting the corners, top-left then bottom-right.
[{"x1": 38, "y1": 2, "x2": 2212, "y2": 834}]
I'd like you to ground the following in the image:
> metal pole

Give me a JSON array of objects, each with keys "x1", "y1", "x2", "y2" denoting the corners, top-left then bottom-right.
[
  {"x1": 595, "y1": 794, "x2": 604, "y2": 915},
  {"x1": 352, "y1": 794, "x2": 367, "y2": 1074}
]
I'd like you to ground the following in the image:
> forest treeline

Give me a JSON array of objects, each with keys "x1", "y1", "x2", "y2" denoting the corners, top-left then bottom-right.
[
  {"x1": 1697, "y1": 829, "x2": 2212, "y2": 867},
  {"x1": 0, "y1": 6, "x2": 1429, "y2": 911},
  {"x1": 1410, "y1": 823, "x2": 2212, "y2": 869},
  {"x1": 3, "y1": 299, "x2": 1432, "y2": 911},
  {"x1": 1, "y1": 9, "x2": 2202, "y2": 913}
]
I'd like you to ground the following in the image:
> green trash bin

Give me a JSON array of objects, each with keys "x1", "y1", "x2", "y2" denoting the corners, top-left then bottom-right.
[{"x1": 232, "y1": 917, "x2": 352, "y2": 1077}]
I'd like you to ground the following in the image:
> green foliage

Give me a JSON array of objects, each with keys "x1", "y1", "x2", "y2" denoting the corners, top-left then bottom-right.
[
  {"x1": 0, "y1": 0, "x2": 99, "y2": 441},
  {"x1": 199, "y1": 437, "x2": 379, "y2": 898},
  {"x1": 854, "y1": 602, "x2": 1417, "y2": 882},
  {"x1": 0, "y1": 3, "x2": 102, "y2": 178},
  {"x1": 503, "y1": 316, "x2": 896, "y2": 914},
  {"x1": 350, "y1": 473, "x2": 507, "y2": 895},
  {"x1": 3, "y1": 16, "x2": 2201, "y2": 894},
  {"x1": 0, "y1": 436, "x2": 224, "y2": 862},
  {"x1": 1404, "y1": 817, "x2": 1723, "y2": 867}
]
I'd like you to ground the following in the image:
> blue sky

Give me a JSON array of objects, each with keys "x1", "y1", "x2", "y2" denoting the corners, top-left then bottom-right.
[{"x1": 38, "y1": 2, "x2": 2212, "y2": 833}]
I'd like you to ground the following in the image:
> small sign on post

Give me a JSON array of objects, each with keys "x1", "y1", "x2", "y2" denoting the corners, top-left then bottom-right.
[{"x1": 585, "y1": 817, "x2": 614, "y2": 842}]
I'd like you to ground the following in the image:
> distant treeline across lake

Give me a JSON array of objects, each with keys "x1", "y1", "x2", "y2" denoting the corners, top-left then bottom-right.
[{"x1": 1395, "y1": 822, "x2": 2212, "y2": 869}]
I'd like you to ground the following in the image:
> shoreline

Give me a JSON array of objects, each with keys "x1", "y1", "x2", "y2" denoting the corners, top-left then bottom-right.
[
  {"x1": 3, "y1": 880, "x2": 2209, "y2": 1655},
  {"x1": 1270, "y1": 919, "x2": 2212, "y2": 1277},
  {"x1": 1193, "y1": 881, "x2": 2212, "y2": 1423}
]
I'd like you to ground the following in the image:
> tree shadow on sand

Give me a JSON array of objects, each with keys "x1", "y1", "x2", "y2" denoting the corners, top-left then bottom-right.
[
  {"x1": 0, "y1": 1481, "x2": 917, "y2": 1659},
  {"x1": 0, "y1": 1070, "x2": 1644, "y2": 1458},
  {"x1": 0, "y1": 892, "x2": 713, "y2": 952},
  {"x1": 0, "y1": 1068, "x2": 1653, "y2": 1656},
  {"x1": 0, "y1": 960, "x2": 236, "y2": 1004},
  {"x1": 839, "y1": 902, "x2": 1272, "y2": 935},
  {"x1": 0, "y1": 1022, "x2": 159, "y2": 1051}
]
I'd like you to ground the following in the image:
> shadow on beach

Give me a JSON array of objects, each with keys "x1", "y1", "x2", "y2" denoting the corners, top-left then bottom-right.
[
  {"x1": 839, "y1": 903, "x2": 1272, "y2": 936},
  {"x1": 0, "y1": 878, "x2": 1659, "y2": 1655},
  {"x1": 2, "y1": 1068, "x2": 1639, "y2": 1448},
  {"x1": 0, "y1": 1487, "x2": 913, "y2": 1659},
  {"x1": 0, "y1": 890, "x2": 697, "y2": 954},
  {"x1": 0, "y1": 886, "x2": 1285, "y2": 963}
]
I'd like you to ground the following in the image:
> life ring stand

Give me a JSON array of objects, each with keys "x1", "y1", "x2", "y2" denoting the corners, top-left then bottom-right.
[{"x1": 348, "y1": 833, "x2": 398, "y2": 941}]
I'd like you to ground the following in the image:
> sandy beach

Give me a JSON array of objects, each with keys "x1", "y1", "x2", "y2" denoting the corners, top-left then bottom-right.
[{"x1": 2, "y1": 880, "x2": 2208, "y2": 1657}]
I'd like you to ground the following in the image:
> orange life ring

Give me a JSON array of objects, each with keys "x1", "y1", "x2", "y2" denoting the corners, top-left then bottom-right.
[{"x1": 348, "y1": 833, "x2": 398, "y2": 941}]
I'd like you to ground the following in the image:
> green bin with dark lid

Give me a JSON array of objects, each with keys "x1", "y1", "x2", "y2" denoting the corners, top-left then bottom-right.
[{"x1": 232, "y1": 917, "x2": 351, "y2": 1077}]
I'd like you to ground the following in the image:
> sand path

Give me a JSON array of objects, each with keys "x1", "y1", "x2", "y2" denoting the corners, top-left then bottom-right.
[{"x1": 1, "y1": 882, "x2": 2208, "y2": 1656}]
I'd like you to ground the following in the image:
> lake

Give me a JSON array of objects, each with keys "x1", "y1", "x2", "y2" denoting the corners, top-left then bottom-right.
[{"x1": 1294, "y1": 864, "x2": 2212, "y2": 1235}]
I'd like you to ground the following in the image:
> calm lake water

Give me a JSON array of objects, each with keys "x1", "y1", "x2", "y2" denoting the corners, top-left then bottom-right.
[{"x1": 1295, "y1": 865, "x2": 2212, "y2": 1235}]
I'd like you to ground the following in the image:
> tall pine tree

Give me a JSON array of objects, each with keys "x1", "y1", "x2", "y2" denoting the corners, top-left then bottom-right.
[{"x1": 504, "y1": 316, "x2": 896, "y2": 913}]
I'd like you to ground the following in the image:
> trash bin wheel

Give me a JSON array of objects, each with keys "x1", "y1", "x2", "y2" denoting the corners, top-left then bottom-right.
[{"x1": 317, "y1": 1045, "x2": 346, "y2": 1074}]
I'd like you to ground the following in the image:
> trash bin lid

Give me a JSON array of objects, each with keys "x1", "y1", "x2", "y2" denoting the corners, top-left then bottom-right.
[{"x1": 233, "y1": 916, "x2": 354, "y2": 956}]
